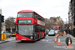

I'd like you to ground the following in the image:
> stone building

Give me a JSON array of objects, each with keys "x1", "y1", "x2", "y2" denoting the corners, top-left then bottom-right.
[
  {"x1": 50, "y1": 16, "x2": 64, "y2": 29},
  {"x1": 1, "y1": 22, "x2": 6, "y2": 31},
  {"x1": 68, "y1": 0, "x2": 75, "y2": 29}
]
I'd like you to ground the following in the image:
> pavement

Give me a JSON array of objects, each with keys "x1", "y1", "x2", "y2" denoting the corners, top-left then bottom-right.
[
  {"x1": 67, "y1": 34, "x2": 75, "y2": 41},
  {"x1": 0, "y1": 40, "x2": 8, "y2": 44},
  {"x1": 0, "y1": 37, "x2": 15, "y2": 44}
]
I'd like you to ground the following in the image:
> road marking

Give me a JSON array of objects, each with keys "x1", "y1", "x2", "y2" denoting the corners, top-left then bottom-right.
[
  {"x1": 54, "y1": 46, "x2": 74, "y2": 49},
  {"x1": 41, "y1": 39, "x2": 65, "y2": 42},
  {"x1": 41, "y1": 39, "x2": 52, "y2": 41},
  {"x1": 54, "y1": 46, "x2": 66, "y2": 48},
  {"x1": 41, "y1": 40, "x2": 75, "y2": 44},
  {"x1": 6, "y1": 48, "x2": 30, "y2": 50},
  {"x1": 41, "y1": 41, "x2": 75, "y2": 45},
  {"x1": 65, "y1": 46, "x2": 74, "y2": 49}
]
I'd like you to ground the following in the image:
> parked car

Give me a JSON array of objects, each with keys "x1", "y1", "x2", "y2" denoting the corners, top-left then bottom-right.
[
  {"x1": 48, "y1": 30, "x2": 55, "y2": 36},
  {"x1": 1, "y1": 31, "x2": 11, "y2": 38},
  {"x1": 45, "y1": 29, "x2": 49, "y2": 35},
  {"x1": 55, "y1": 30, "x2": 60, "y2": 35},
  {"x1": 11, "y1": 32, "x2": 16, "y2": 37}
]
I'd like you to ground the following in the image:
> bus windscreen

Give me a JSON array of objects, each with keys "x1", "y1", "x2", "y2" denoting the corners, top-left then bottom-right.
[{"x1": 18, "y1": 25, "x2": 33, "y2": 35}]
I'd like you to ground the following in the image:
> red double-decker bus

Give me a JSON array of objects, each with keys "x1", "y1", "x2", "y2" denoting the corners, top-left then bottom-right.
[
  {"x1": 55, "y1": 26, "x2": 60, "y2": 30},
  {"x1": 15, "y1": 10, "x2": 46, "y2": 41}
]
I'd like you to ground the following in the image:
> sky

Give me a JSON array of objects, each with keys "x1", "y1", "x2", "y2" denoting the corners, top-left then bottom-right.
[{"x1": 0, "y1": 0, "x2": 70, "y2": 22}]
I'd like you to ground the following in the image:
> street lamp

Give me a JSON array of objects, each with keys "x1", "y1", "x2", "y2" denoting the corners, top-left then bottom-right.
[{"x1": 66, "y1": 18, "x2": 67, "y2": 24}]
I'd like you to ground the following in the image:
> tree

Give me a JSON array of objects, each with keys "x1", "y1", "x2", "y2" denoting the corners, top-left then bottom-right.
[
  {"x1": 5, "y1": 17, "x2": 16, "y2": 32},
  {"x1": 45, "y1": 18, "x2": 53, "y2": 29}
]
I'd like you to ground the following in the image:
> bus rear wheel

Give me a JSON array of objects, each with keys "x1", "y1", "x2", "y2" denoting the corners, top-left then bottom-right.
[
  {"x1": 37, "y1": 35, "x2": 39, "y2": 40},
  {"x1": 43, "y1": 34, "x2": 46, "y2": 38}
]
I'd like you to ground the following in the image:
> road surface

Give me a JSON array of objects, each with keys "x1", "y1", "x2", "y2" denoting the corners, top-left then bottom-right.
[{"x1": 0, "y1": 35, "x2": 75, "y2": 50}]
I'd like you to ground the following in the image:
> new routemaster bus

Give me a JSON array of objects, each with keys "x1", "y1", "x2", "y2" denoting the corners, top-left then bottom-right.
[
  {"x1": 55, "y1": 26, "x2": 60, "y2": 30},
  {"x1": 15, "y1": 10, "x2": 46, "y2": 41}
]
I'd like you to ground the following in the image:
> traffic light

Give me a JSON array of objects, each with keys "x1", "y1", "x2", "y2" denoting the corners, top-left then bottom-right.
[
  {"x1": 0, "y1": 14, "x2": 4, "y2": 22},
  {"x1": 74, "y1": 16, "x2": 75, "y2": 25},
  {"x1": 1, "y1": 15, "x2": 4, "y2": 22},
  {"x1": 74, "y1": 22, "x2": 75, "y2": 25}
]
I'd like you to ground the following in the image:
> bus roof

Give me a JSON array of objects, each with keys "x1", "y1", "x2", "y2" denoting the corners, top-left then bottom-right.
[
  {"x1": 18, "y1": 10, "x2": 35, "y2": 13},
  {"x1": 18, "y1": 10, "x2": 45, "y2": 19}
]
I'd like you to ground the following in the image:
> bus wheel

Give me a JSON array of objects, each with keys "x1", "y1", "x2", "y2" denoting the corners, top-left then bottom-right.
[
  {"x1": 21, "y1": 41, "x2": 23, "y2": 42},
  {"x1": 43, "y1": 34, "x2": 46, "y2": 38},
  {"x1": 37, "y1": 35, "x2": 39, "y2": 40},
  {"x1": 21, "y1": 41, "x2": 25, "y2": 42}
]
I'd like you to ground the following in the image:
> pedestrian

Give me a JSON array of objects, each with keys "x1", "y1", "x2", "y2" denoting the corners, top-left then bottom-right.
[
  {"x1": 68, "y1": 27, "x2": 71, "y2": 35},
  {"x1": 45, "y1": 28, "x2": 49, "y2": 35},
  {"x1": 73, "y1": 26, "x2": 75, "y2": 37},
  {"x1": 60, "y1": 28, "x2": 64, "y2": 36},
  {"x1": 65, "y1": 28, "x2": 68, "y2": 35}
]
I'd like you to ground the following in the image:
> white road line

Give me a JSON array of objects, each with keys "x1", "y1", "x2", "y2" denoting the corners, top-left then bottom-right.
[
  {"x1": 54, "y1": 46, "x2": 74, "y2": 49},
  {"x1": 41, "y1": 39, "x2": 65, "y2": 41},
  {"x1": 54, "y1": 46, "x2": 66, "y2": 48},
  {"x1": 41, "y1": 41, "x2": 75, "y2": 44},
  {"x1": 65, "y1": 46, "x2": 74, "y2": 49}
]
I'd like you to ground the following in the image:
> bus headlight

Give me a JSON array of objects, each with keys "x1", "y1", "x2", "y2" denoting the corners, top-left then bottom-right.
[{"x1": 30, "y1": 36, "x2": 33, "y2": 39}]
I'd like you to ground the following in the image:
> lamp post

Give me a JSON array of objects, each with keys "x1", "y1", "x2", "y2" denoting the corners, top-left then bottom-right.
[{"x1": 66, "y1": 18, "x2": 68, "y2": 26}]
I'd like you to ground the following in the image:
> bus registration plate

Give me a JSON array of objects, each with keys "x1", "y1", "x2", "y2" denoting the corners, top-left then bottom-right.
[{"x1": 22, "y1": 38, "x2": 26, "y2": 40}]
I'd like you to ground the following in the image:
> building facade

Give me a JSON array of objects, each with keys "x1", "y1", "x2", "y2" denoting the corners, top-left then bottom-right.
[
  {"x1": 68, "y1": 0, "x2": 75, "y2": 30},
  {"x1": 50, "y1": 16, "x2": 64, "y2": 29},
  {"x1": 1, "y1": 22, "x2": 6, "y2": 31}
]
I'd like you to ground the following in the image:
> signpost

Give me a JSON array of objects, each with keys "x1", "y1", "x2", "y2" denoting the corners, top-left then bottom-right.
[{"x1": 69, "y1": 22, "x2": 73, "y2": 26}]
